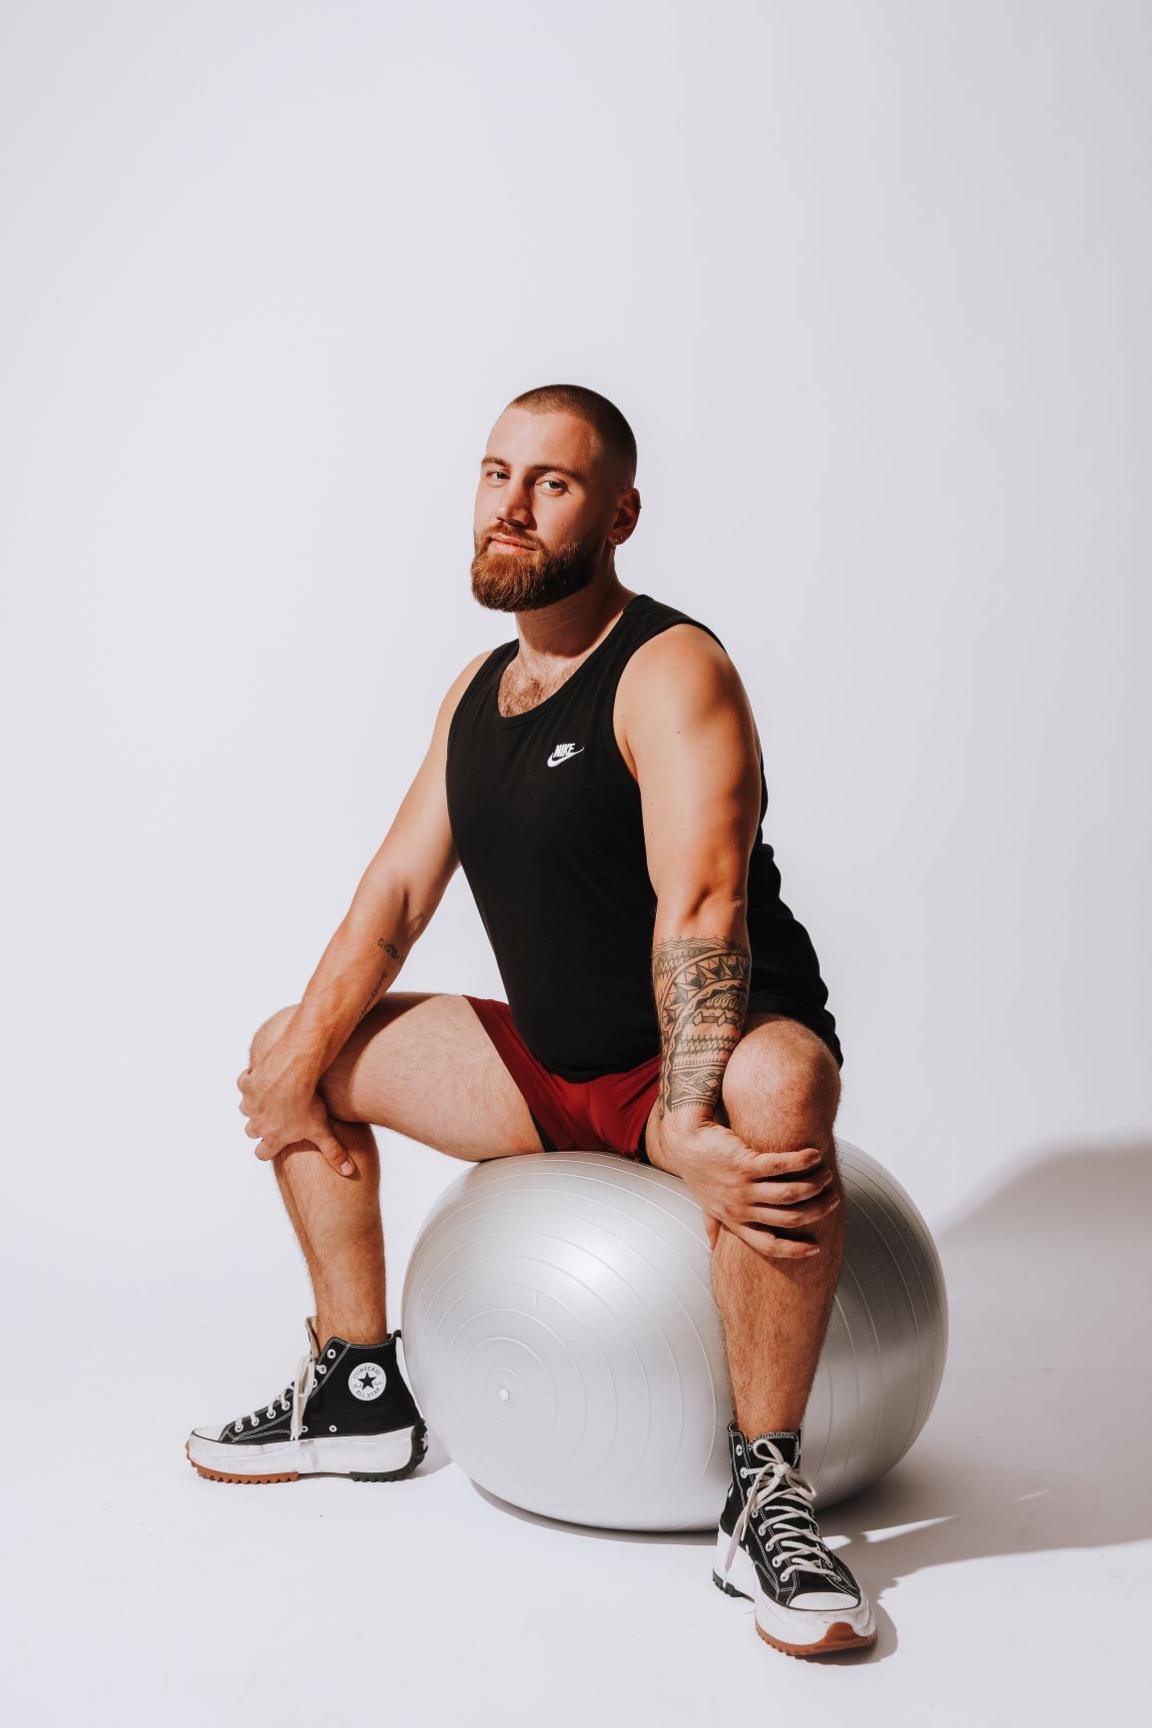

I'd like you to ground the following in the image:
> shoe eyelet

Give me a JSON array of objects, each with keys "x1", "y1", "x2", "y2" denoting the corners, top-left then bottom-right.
[
  {"x1": 772, "y1": 1556, "x2": 782, "y2": 1568},
  {"x1": 234, "y1": 1422, "x2": 243, "y2": 1433},
  {"x1": 301, "y1": 1426, "x2": 308, "y2": 1434},
  {"x1": 735, "y1": 1444, "x2": 743, "y2": 1454},
  {"x1": 328, "y1": 1425, "x2": 337, "y2": 1433},
  {"x1": 317, "y1": 1364, "x2": 326, "y2": 1374},
  {"x1": 327, "y1": 1348, "x2": 336, "y2": 1359}
]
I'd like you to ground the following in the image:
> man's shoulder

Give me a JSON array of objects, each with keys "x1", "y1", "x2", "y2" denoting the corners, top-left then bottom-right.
[
  {"x1": 621, "y1": 612, "x2": 736, "y2": 697},
  {"x1": 616, "y1": 613, "x2": 749, "y2": 775}
]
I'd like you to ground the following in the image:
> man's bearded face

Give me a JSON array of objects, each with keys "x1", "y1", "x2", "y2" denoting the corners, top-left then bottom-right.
[{"x1": 470, "y1": 523, "x2": 604, "y2": 613}]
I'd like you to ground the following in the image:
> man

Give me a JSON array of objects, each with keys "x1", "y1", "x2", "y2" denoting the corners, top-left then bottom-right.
[{"x1": 186, "y1": 383, "x2": 876, "y2": 1659}]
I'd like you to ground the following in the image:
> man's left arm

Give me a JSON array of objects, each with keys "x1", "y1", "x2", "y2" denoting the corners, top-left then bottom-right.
[{"x1": 627, "y1": 630, "x2": 763, "y2": 1148}]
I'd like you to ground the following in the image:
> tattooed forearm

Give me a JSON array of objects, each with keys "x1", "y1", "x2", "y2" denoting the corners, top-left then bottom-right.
[
  {"x1": 652, "y1": 932, "x2": 751, "y2": 1120},
  {"x1": 354, "y1": 938, "x2": 403, "y2": 1027}
]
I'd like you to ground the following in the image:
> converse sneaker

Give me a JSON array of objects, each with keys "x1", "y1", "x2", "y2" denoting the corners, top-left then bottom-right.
[
  {"x1": 185, "y1": 1316, "x2": 428, "y2": 1484},
  {"x1": 712, "y1": 1421, "x2": 876, "y2": 1656}
]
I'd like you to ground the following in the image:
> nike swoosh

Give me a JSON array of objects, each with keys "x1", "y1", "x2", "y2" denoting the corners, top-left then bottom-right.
[{"x1": 546, "y1": 746, "x2": 585, "y2": 767}]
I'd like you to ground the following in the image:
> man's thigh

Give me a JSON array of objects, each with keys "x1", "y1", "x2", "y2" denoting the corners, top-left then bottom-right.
[
  {"x1": 316, "y1": 992, "x2": 543, "y2": 1163},
  {"x1": 642, "y1": 1010, "x2": 841, "y2": 1171}
]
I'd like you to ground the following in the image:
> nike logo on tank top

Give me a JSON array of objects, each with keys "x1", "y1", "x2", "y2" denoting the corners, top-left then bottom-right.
[{"x1": 445, "y1": 592, "x2": 831, "y2": 1081}]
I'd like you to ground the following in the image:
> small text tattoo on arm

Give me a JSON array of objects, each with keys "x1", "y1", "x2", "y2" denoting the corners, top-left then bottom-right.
[{"x1": 355, "y1": 938, "x2": 404, "y2": 1026}]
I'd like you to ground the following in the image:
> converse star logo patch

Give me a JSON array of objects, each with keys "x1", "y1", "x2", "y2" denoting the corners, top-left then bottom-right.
[
  {"x1": 349, "y1": 1363, "x2": 387, "y2": 1401},
  {"x1": 547, "y1": 742, "x2": 584, "y2": 767}
]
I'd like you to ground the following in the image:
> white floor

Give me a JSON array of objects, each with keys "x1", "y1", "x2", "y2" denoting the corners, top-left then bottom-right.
[{"x1": 5, "y1": 1138, "x2": 1149, "y2": 1727}]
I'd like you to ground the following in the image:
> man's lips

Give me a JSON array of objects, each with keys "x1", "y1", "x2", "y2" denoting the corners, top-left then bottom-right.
[{"x1": 489, "y1": 536, "x2": 536, "y2": 552}]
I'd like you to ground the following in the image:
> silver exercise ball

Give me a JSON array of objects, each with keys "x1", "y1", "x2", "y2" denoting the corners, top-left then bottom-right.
[{"x1": 400, "y1": 1138, "x2": 947, "y2": 1532}]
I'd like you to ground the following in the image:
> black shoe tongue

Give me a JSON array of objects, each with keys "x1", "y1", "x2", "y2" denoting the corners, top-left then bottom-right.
[{"x1": 748, "y1": 1429, "x2": 801, "y2": 1467}]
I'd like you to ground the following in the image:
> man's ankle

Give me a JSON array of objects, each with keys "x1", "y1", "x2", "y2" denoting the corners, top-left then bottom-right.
[{"x1": 315, "y1": 1314, "x2": 391, "y2": 1346}]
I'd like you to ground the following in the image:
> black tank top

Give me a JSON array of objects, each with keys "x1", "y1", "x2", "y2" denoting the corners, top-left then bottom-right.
[{"x1": 446, "y1": 591, "x2": 830, "y2": 1080}]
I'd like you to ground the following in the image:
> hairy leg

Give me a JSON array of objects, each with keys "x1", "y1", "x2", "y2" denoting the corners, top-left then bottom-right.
[
  {"x1": 708, "y1": 1015, "x2": 845, "y2": 1434},
  {"x1": 272, "y1": 1123, "x2": 389, "y2": 1345},
  {"x1": 247, "y1": 992, "x2": 543, "y2": 1344}
]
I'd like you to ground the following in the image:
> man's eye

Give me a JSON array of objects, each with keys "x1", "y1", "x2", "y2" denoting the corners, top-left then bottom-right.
[{"x1": 540, "y1": 478, "x2": 566, "y2": 492}]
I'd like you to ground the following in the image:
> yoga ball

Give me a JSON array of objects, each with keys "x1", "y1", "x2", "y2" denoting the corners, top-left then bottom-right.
[{"x1": 400, "y1": 1138, "x2": 947, "y2": 1532}]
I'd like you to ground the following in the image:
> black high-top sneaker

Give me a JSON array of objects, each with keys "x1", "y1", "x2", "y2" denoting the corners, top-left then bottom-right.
[
  {"x1": 712, "y1": 1420, "x2": 876, "y2": 1656},
  {"x1": 185, "y1": 1316, "x2": 428, "y2": 1484}
]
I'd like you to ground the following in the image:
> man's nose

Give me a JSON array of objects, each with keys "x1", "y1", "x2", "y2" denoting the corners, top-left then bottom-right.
[{"x1": 496, "y1": 475, "x2": 535, "y2": 526}]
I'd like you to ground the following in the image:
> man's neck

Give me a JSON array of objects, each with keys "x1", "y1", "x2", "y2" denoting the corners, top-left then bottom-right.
[{"x1": 512, "y1": 578, "x2": 638, "y2": 680}]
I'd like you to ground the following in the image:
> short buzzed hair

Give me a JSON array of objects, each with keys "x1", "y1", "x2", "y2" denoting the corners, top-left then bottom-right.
[{"x1": 506, "y1": 383, "x2": 637, "y2": 490}]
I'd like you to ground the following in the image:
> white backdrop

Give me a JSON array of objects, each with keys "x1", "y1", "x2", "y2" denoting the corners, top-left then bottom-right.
[
  {"x1": 2, "y1": 4, "x2": 1149, "y2": 1720},
  {"x1": 4, "y1": 0, "x2": 1147, "y2": 1278}
]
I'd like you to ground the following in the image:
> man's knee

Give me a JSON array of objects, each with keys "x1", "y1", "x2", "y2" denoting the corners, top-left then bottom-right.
[
  {"x1": 249, "y1": 1002, "x2": 302, "y2": 1065},
  {"x1": 722, "y1": 1023, "x2": 842, "y2": 1151}
]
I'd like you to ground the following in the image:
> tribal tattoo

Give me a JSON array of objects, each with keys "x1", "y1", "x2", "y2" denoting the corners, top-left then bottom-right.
[{"x1": 651, "y1": 933, "x2": 751, "y2": 1120}]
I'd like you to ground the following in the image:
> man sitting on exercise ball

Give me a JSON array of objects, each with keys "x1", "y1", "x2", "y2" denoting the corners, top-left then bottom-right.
[{"x1": 186, "y1": 382, "x2": 876, "y2": 1659}]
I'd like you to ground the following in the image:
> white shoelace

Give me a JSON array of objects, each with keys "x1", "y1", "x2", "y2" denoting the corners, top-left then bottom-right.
[
  {"x1": 289, "y1": 1350, "x2": 317, "y2": 1441},
  {"x1": 722, "y1": 1439, "x2": 847, "y2": 1587},
  {"x1": 233, "y1": 1349, "x2": 317, "y2": 1441}
]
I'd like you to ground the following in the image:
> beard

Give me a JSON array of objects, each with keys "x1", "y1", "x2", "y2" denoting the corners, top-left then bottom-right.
[{"x1": 470, "y1": 527, "x2": 603, "y2": 613}]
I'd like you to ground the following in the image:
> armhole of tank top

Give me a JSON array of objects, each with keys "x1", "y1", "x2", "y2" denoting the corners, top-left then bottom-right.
[
  {"x1": 447, "y1": 641, "x2": 515, "y2": 751},
  {"x1": 605, "y1": 614, "x2": 729, "y2": 790}
]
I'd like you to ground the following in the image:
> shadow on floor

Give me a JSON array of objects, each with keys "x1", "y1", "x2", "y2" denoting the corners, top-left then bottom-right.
[
  {"x1": 824, "y1": 1136, "x2": 1152, "y2": 1592},
  {"x1": 445, "y1": 1138, "x2": 1152, "y2": 1596}
]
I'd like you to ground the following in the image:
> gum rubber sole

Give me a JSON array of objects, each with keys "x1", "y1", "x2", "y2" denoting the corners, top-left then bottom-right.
[
  {"x1": 186, "y1": 1451, "x2": 298, "y2": 1483},
  {"x1": 185, "y1": 1419, "x2": 429, "y2": 1484},
  {"x1": 712, "y1": 1569, "x2": 877, "y2": 1658},
  {"x1": 755, "y1": 1619, "x2": 877, "y2": 1658}
]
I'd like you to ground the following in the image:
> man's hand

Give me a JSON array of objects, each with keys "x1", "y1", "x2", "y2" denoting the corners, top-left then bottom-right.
[
  {"x1": 653, "y1": 1115, "x2": 840, "y2": 1259},
  {"x1": 236, "y1": 1048, "x2": 356, "y2": 1177}
]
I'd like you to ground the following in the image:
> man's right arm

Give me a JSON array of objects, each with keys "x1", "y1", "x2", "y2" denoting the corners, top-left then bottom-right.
[{"x1": 239, "y1": 651, "x2": 490, "y2": 1157}]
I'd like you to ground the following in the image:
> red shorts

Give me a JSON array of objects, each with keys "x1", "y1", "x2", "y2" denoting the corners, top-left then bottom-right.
[{"x1": 463, "y1": 995, "x2": 660, "y2": 1162}]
